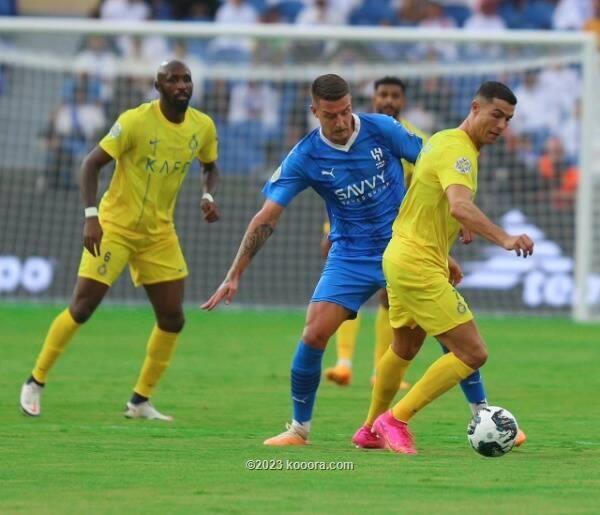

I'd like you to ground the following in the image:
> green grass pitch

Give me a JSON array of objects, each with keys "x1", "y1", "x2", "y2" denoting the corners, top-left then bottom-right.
[{"x1": 1, "y1": 304, "x2": 599, "y2": 514}]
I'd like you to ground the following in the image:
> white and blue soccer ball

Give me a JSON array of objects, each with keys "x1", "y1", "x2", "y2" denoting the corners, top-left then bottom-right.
[{"x1": 467, "y1": 406, "x2": 518, "y2": 457}]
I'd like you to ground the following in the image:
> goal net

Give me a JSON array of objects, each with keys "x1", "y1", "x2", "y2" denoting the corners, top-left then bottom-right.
[{"x1": 0, "y1": 19, "x2": 597, "y2": 319}]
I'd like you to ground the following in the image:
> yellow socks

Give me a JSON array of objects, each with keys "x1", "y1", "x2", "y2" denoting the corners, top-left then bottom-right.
[
  {"x1": 32, "y1": 308, "x2": 80, "y2": 383},
  {"x1": 392, "y1": 352, "x2": 474, "y2": 422},
  {"x1": 335, "y1": 315, "x2": 360, "y2": 365},
  {"x1": 373, "y1": 305, "x2": 393, "y2": 370},
  {"x1": 133, "y1": 325, "x2": 179, "y2": 398},
  {"x1": 366, "y1": 347, "x2": 411, "y2": 426}
]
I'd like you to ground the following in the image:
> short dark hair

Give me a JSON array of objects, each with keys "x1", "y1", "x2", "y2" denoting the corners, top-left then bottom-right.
[
  {"x1": 374, "y1": 76, "x2": 406, "y2": 93},
  {"x1": 311, "y1": 74, "x2": 350, "y2": 102},
  {"x1": 475, "y1": 81, "x2": 517, "y2": 105}
]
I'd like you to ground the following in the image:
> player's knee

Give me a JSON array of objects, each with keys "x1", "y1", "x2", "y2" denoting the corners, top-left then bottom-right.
[
  {"x1": 302, "y1": 326, "x2": 330, "y2": 349},
  {"x1": 468, "y1": 347, "x2": 488, "y2": 369},
  {"x1": 69, "y1": 302, "x2": 96, "y2": 324},
  {"x1": 157, "y1": 312, "x2": 185, "y2": 333}
]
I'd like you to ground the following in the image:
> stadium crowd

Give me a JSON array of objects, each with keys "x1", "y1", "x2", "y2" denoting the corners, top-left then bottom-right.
[{"x1": 3, "y1": 0, "x2": 591, "y2": 216}]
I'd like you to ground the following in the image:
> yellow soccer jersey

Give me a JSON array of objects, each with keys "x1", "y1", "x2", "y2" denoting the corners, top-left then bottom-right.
[
  {"x1": 99, "y1": 100, "x2": 218, "y2": 236},
  {"x1": 388, "y1": 128, "x2": 479, "y2": 273},
  {"x1": 400, "y1": 118, "x2": 429, "y2": 186}
]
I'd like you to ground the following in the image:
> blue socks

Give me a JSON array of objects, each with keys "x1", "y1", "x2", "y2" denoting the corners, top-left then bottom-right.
[
  {"x1": 291, "y1": 340, "x2": 324, "y2": 424},
  {"x1": 440, "y1": 344, "x2": 486, "y2": 404}
]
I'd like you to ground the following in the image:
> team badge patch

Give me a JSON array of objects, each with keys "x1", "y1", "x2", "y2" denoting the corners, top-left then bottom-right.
[
  {"x1": 455, "y1": 157, "x2": 471, "y2": 175},
  {"x1": 108, "y1": 122, "x2": 122, "y2": 138},
  {"x1": 270, "y1": 165, "x2": 282, "y2": 182}
]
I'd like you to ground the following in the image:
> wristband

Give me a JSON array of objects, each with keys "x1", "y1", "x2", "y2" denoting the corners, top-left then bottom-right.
[
  {"x1": 84, "y1": 207, "x2": 99, "y2": 218},
  {"x1": 202, "y1": 192, "x2": 214, "y2": 203}
]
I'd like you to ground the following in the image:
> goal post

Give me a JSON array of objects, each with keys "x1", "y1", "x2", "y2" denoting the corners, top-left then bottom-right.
[{"x1": 0, "y1": 17, "x2": 597, "y2": 320}]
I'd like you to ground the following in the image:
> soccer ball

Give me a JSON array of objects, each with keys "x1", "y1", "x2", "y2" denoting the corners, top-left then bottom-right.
[{"x1": 467, "y1": 406, "x2": 518, "y2": 457}]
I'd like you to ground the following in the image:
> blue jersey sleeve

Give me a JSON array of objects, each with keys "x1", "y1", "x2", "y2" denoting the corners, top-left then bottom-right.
[
  {"x1": 261, "y1": 150, "x2": 308, "y2": 207},
  {"x1": 377, "y1": 115, "x2": 423, "y2": 164}
]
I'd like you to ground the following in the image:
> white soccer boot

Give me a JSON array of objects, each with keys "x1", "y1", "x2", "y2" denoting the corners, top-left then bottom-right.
[
  {"x1": 20, "y1": 381, "x2": 43, "y2": 416},
  {"x1": 124, "y1": 401, "x2": 173, "y2": 421}
]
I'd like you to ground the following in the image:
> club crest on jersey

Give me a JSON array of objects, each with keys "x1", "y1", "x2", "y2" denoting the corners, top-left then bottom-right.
[
  {"x1": 455, "y1": 157, "x2": 472, "y2": 174},
  {"x1": 108, "y1": 122, "x2": 122, "y2": 138},
  {"x1": 270, "y1": 165, "x2": 282, "y2": 182},
  {"x1": 370, "y1": 147, "x2": 385, "y2": 169}
]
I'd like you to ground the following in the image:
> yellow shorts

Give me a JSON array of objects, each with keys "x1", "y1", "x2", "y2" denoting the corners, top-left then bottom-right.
[
  {"x1": 78, "y1": 226, "x2": 188, "y2": 287},
  {"x1": 383, "y1": 256, "x2": 473, "y2": 336}
]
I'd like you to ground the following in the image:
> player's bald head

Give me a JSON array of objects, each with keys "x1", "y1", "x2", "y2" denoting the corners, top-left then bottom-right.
[{"x1": 156, "y1": 59, "x2": 190, "y2": 81}]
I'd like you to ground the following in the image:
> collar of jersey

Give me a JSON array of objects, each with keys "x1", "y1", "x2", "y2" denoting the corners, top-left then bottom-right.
[
  {"x1": 153, "y1": 100, "x2": 188, "y2": 127},
  {"x1": 318, "y1": 114, "x2": 360, "y2": 152}
]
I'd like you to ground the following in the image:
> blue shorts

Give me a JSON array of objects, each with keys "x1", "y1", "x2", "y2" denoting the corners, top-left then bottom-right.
[{"x1": 311, "y1": 254, "x2": 385, "y2": 316}]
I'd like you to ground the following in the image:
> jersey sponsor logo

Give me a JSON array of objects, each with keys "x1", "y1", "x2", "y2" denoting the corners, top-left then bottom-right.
[
  {"x1": 145, "y1": 158, "x2": 192, "y2": 175},
  {"x1": 321, "y1": 168, "x2": 335, "y2": 178},
  {"x1": 270, "y1": 165, "x2": 282, "y2": 182},
  {"x1": 108, "y1": 122, "x2": 122, "y2": 138},
  {"x1": 334, "y1": 170, "x2": 387, "y2": 203},
  {"x1": 455, "y1": 157, "x2": 472, "y2": 174}
]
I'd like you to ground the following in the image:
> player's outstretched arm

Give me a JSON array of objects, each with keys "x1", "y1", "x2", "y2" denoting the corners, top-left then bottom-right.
[
  {"x1": 446, "y1": 184, "x2": 534, "y2": 258},
  {"x1": 79, "y1": 146, "x2": 113, "y2": 257},
  {"x1": 201, "y1": 200, "x2": 285, "y2": 310},
  {"x1": 200, "y1": 161, "x2": 219, "y2": 223}
]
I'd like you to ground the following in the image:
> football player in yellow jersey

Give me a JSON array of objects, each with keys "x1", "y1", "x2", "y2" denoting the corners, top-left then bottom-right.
[
  {"x1": 358, "y1": 81, "x2": 534, "y2": 454},
  {"x1": 325, "y1": 76, "x2": 425, "y2": 388},
  {"x1": 19, "y1": 60, "x2": 220, "y2": 421}
]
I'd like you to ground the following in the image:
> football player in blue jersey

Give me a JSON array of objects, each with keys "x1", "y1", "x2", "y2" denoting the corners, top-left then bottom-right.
[
  {"x1": 202, "y1": 73, "x2": 425, "y2": 446},
  {"x1": 203, "y1": 74, "x2": 528, "y2": 449}
]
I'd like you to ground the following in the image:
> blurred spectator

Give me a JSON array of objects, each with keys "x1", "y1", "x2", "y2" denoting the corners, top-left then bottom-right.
[
  {"x1": 462, "y1": 0, "x2": 506, "y2": 59},
  {"x1": 208, "y1": 0, "x2": 259, "y2": 61},
  {"x1": 396, "y1": 0, "x2": 425, "y2": 26},
  {"x1": 294, "y1": 0, "x2": 346, "y2": 60},
  {"x1": 0, "y1": 0, "x2": 17, "y2": 15},
  {"x1": 99, "y1": 0, "x2": 150, "y2": 20},
  {"x1": 295, "y1": 0, "x2": 347, "y2": 25},
  {"x1": 416, "y1": 1, "x2": 458, "y2": 61},
  {"x1": 228, "y1": 80, "x2": 280, "y2": 132},
  {"x1": 463, "y1": 0, "x2": 506, "y2": 30},
  {"x1": 583, "y1": 0, "x2": 600, "y2": 46},
  {"x1": 510, "y1": 70, "x2": 559, "y2": 152},
  {"x1": 537, "y1": 136, "x2": 579, "y2": 210},
  {"x1": 559, "y1": 98, "x2": 581, "y2": 163},
  {"x1": 73, "y1": 35, "x2": 118, "y2": 103},
  {"x1": 39, "y1": 81, "x2": 106, "y2": 191},
  {"x1": 119, "y1": 34, "x2": 170, "y2": 69},
  {"x1": 552, "y1": 0, "x2": 592, "y2": 30}
]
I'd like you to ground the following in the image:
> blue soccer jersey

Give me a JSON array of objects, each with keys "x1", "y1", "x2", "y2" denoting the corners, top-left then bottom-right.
[{"x1": 262, "y1": 113, "x2": 423, "y2": 257}]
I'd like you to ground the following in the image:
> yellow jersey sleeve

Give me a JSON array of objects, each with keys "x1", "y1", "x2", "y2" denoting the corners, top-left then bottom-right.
[
  {"x1": 99, "y1": 110, "x2": 136, "y2": 159},
  {"x1": 197, "y1": 115, "x2": 218, "y2": 163},
  {"x1": 436, "y1": 142, "x2": 478, "y2": 193}
]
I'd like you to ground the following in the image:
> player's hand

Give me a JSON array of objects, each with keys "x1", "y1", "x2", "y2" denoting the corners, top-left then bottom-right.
[
  {"x1": 201, "y1": 278, "x2": 239, "y2": 310},
  {"x1": 503, "y1": 233, "x2": 534, "y2": 258},
  {"x1": 201, "y1": 198, "x2": 219, "y2": 223},
  {"x1": 448, "y1": 255, "x2": 464, "y2": 286},
  {"x1": 459, "y1": 225, "x2": 474, "y2": 245},
  {"x1": 83, "y1": 217, "x2": 103, "y2": 257}
]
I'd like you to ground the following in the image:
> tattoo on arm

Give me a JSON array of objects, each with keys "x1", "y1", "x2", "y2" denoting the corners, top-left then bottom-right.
[{"x1": 241, "y1": 223, "x2": 274, "y2": 260}]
